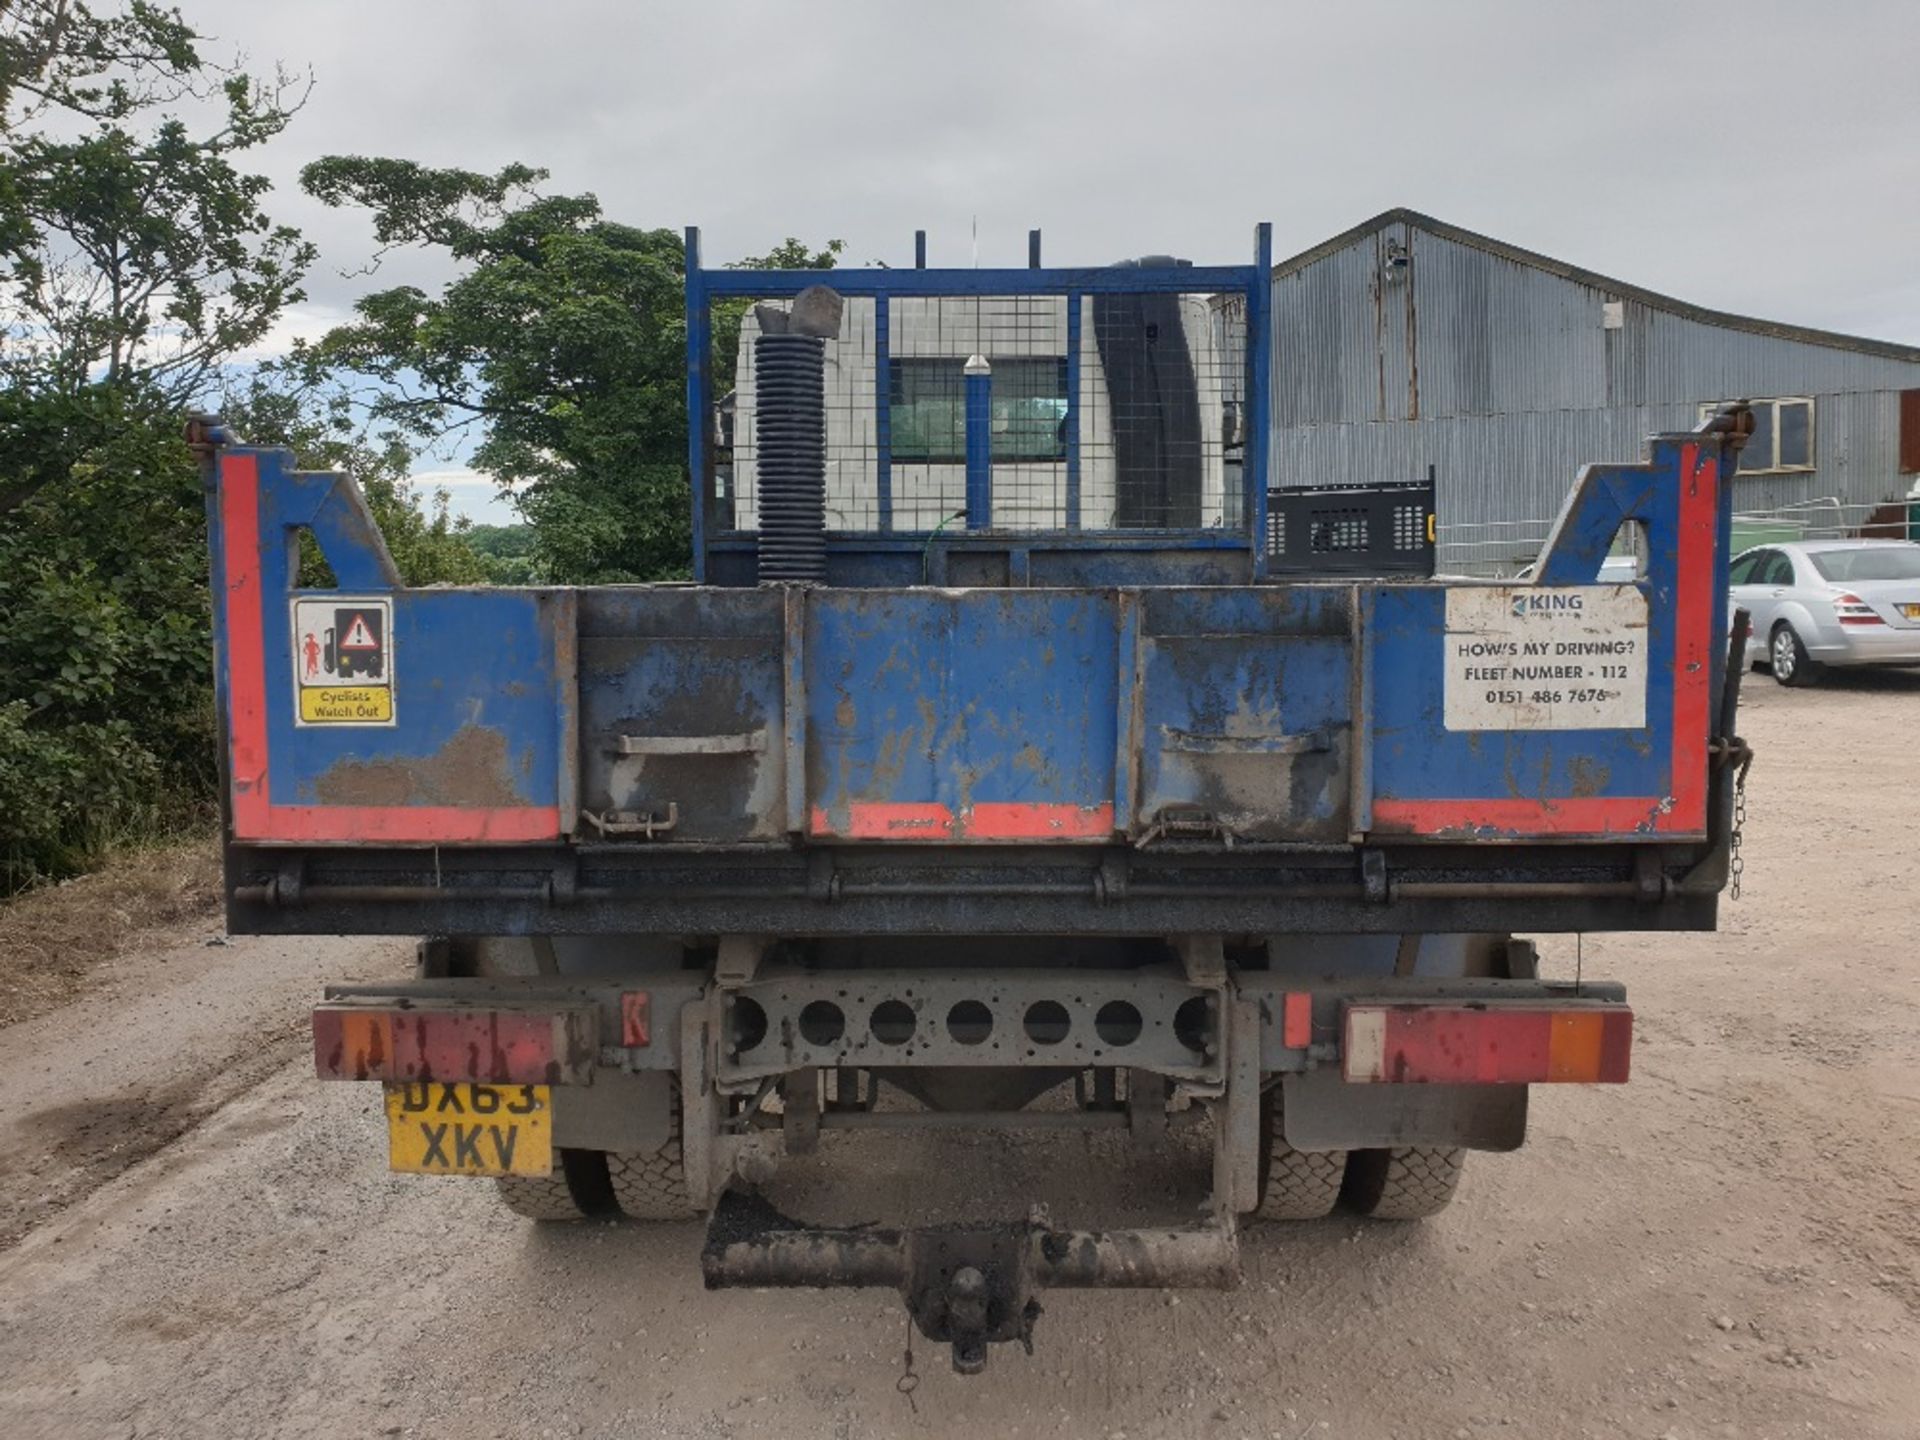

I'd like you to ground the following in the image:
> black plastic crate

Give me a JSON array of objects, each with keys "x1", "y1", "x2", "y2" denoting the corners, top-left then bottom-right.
[{"x1": 1266, "y1": 479, "x2": 1435, "y2": 577}]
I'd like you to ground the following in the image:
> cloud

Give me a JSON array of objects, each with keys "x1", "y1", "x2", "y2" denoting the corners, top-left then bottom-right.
[
  {"x1": 185, "y1": 0, "x2": 1920, "y2": 346},
  {"x1": 407, "y1": 467, "x2": 519, "y2": 527}
]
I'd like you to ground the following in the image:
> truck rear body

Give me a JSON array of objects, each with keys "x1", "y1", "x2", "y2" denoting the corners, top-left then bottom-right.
[{"x1": 200, "y1": 226, "x2": 1750, "y2": 1371}]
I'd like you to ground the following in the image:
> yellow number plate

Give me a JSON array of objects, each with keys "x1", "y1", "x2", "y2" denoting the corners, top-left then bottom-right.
[{"x1": 383, "y1": 1082, "x2": 553, "y2": 1176}]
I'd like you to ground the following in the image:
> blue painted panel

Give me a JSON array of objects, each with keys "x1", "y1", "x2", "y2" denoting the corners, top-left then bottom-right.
[
  {"x1": 1363, "y1": 435, "x2": 1722, "y2": 829},
  {"x1": 805, "y1": 590, "x2": 1119, "y2": 829},
  {"x1": 1365, "y1": 584, "x2": 1673, "y2": 805},
  {"x1": 576, "y1": 587, "x2": 786, "y2": 842},
  {"x1": 266, "y1": 588, "x2": 567, "y2": 809},
  {"x1": 1134, "y1": 588, "x2": 1354, "y2": 841},
  {"x1": 250, "y1": 448, "x2": 567, "y2": 814}
]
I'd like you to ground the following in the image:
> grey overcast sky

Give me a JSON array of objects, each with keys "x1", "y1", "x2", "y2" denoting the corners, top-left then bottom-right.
[{"x1": 186, "y1": 0, "x2": 1920, "y2": 517}]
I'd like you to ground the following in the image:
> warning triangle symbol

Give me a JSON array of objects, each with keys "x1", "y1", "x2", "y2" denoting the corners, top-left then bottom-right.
[{"x1": 342, "y1": 614, "x2": 378, "y2": 649}]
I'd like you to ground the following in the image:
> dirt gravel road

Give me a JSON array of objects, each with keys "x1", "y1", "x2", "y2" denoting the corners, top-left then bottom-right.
[{"x1": 2, "y1": 672, "x2": 1918, "y2": 1440}]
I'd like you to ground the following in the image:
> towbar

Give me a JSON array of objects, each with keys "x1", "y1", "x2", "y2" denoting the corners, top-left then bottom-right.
[{"x1": 701, "y1": 1190, "x2": 1239, "y2": 1373}]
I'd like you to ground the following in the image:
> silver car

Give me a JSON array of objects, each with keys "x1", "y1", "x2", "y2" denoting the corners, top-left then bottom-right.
[{"x1": 1728, "y1": 539, "x2": 1920, "y2": 685}]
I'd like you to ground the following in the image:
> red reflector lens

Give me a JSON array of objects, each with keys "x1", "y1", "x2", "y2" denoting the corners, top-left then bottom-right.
[
  {"x1": 1281, "y1": 991, "x2": 1313, "y2": 1049},
  {"x1": 1343, "y1": 1004, "x2": 1632, "y2": 1085},
  {"x1": 621, "y1": 991, "x2": 651, "y2": 1047},
  {"x1": 312, "y1": 1006, "x2": 393, "y2": 1081}
]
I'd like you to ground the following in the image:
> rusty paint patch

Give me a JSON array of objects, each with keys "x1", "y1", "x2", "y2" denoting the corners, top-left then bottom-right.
[
  {"x1": 1567, "y1": 756, "x2": 1610, "y2": 798},
  {"x1": 313, "y1": 723, "x2": 528, "y2": 808}
]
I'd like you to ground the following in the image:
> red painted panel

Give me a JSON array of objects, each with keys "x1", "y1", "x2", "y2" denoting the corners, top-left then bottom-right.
[
  {"x1": 965, "y1": 802, "x2": 1115, "y2": 839},
  {"x1": 1370, "y1": 794, "x2": 1671, "y2": 836},
  {"x1": 260, "y1": 805, "x2": 562, "y2": 844},
  {"x1": 220, "y1": 454, "x2": 272, "y2": 837},
  {"x1": 1665, "y1": 442, "x2": 1716, "y2": 835},
  {"x1": 812, "y1": 803, "x2": 956, "y2": 839}
]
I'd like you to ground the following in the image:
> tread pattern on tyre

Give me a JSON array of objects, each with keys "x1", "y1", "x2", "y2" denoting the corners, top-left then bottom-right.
[
  {"x1": 1344, "y1": 1145, "x2": 1464, "y2": 1220},
  {"x1": 495, "y1": 1171, "x2": 588, "y2": 1221},
  {"x1": 608, "y1": 1114, "x2": 695, "y2": 1221},
  {"x1": 1256, "y1": 1099, "x2": 1346, "y2": 1220},
  {"x1": 495, "y1": 1149, "x2": 615, "y2": 1222}
]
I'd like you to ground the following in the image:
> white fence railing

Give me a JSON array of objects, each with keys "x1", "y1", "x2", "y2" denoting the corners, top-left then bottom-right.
[
  {"x1": 1435, "y1": 518, "x2": 1556, "y2": 578},
  {"x1": 1439, "y1": 496, "x2": 1916, "y2": 579}
]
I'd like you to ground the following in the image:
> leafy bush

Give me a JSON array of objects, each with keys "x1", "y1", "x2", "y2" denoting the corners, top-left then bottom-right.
[
  {"x1": 0, "y1": 394, "x2": 213, "y2": 890},
  {"x1": 0, "y1": 702, "x2": 170, "y2": 890}
]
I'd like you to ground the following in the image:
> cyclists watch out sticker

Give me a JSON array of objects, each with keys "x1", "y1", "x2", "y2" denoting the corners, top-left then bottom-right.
[{"x1": 291, "y1": 597, "x2": 394, "y2": 725}]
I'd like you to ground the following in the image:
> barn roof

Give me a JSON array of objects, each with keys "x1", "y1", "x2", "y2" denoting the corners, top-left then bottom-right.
[{"x1": 1274, "y1": 209, "x2": 1920, "y2": 366}]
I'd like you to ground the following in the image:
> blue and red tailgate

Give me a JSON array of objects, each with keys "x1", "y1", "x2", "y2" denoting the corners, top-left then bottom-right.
[{"x1": 209, "y1": 434, "x2": 1728, "y2": 848}]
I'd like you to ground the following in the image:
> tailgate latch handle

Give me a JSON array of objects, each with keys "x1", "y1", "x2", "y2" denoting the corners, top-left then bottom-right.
[
  {"x1": 580, "y1": 802, "x2": 680, "y2": 839},
  {"x1": 1158, "y1": 725, "x2": 1333, "y2": 756}
]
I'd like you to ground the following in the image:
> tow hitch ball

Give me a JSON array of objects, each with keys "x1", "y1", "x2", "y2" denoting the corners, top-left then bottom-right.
[{"x1": 905, "y1": 1233, "x2": 1044, "y2": 1375}]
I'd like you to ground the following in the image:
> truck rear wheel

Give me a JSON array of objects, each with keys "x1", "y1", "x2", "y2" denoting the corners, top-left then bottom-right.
[
  {"x1": 608, "y1": 1112, "x2": 697, "y2": 1220},
  {"x1": 1255, "y1": 1093, "x2": 1346, "y2": 1220},
  {"x1": 495, "y1": 1149, "x2": 617, "y2": 1221},
  {"x1": 1342, "y1": 1146, "x2": 1465, "y2": 1220}
]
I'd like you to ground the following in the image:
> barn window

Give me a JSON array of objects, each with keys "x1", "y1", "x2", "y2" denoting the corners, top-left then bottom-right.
[
  {"x1": 1699, "y1": 397, "x2": 1815, "y2": 474},
  {"x1": 890, "y1": 357, "x2": 1069, "y2": 465}
]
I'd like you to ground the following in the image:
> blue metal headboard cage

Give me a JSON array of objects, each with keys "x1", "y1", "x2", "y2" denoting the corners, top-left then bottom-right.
[{"x1": 684, "y1": 224, "x2": 1273, "y2": 587}]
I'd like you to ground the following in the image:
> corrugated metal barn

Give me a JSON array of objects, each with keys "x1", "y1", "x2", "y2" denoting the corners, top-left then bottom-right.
[{"x1": 1268, "y1": 210, "x2": 1920, "y2": 573}]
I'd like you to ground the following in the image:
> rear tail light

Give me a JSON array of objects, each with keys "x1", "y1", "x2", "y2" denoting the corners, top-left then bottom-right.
[
  {"x1": 1343, "y1": 1002, "x2": 1632, "y2": 1085},
  {"x1": 1832, "y1": 591, "x2": 1885, "y2": 627},
  {"x1": 312, "y1": 1003, "x2": 596, "y2": 1085}
]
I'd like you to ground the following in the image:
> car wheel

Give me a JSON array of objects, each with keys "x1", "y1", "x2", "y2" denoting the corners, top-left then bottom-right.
[{"x1": 1769, "y1": 623, "x2": 1822, "y2": 687}]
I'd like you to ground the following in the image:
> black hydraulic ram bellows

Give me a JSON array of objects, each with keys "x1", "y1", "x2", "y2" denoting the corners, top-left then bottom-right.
[{"x1": 753, "y1": 286, "x2": 842, "y2": 583}]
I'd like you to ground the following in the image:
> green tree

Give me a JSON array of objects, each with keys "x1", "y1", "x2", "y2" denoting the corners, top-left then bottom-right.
[
  {"x1": 1, "y1": 3, "x2": 313, "y2": 489},
  {"x1": 462, "y1": 522, "x2": 537, "y2": 585},
  {"x1": 0, "y1": 2, "x2": 311, "y2": 888},
  {"x1": 0, "y1": 392, "x2": 209, "y2": 886},
  {"x1": 298, "y1": 156, "x2": 840, "y2": 582}
]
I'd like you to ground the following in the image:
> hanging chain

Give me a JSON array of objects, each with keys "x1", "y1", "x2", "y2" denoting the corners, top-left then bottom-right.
[
  {"x1": 1709, "y1": 736, "x2": 1754, "y2": 903},
  {"x1": 897, "y1": 1311, "x2": 920, "y2": 1413}
]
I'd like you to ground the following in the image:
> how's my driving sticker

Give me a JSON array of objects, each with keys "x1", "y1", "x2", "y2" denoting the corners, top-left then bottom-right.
[
  {"x1": 291, "y1": 597, "x2": 394, "y2": 725},
  {"x1": 1443, "y1": 586, "x2": 1648, "y2": 731}
]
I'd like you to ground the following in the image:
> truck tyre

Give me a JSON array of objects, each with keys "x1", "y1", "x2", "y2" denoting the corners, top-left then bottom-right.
[
  {"x1": 608, "y1": 1112, "x2": 697, "y2": 1220},
  {"x1": 1343, "y1": 1146, "x2": 1465, "y2": 1220},
  {"x1": 495, "y1": 1149, "x2": 617, "y2": 1222},
  {"x1": 1255, "y1": 1093, "x2": 1346, "y2": 1220}
]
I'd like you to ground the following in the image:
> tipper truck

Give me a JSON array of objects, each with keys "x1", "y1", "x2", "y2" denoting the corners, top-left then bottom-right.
[{"x1": 198, "y1": 224, "x2": 1755, "y2": 1373}]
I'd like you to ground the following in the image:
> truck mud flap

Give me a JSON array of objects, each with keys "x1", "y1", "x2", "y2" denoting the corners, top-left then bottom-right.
[{"x1": 701, "y1": 1189, "x2": 1238, "y2": 1374}]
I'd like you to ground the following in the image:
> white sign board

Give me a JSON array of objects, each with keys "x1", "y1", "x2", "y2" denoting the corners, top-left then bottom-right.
[{"x1": 1442, "y1": 586, "x2": 1648, "y2": 731}]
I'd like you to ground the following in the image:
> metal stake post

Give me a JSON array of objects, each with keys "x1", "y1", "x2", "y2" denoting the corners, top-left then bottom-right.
[{"x1": 964, "y1": 354, "x2": 992, "y2": 530}]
